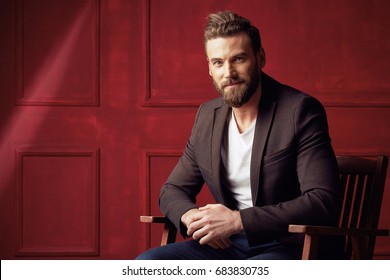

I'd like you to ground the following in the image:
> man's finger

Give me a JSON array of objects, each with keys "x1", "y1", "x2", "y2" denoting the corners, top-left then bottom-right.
[{"x1": 187, "y1": 219, "x2": 205, "y2": 236}]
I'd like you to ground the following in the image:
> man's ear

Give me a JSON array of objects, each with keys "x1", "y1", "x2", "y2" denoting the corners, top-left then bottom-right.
[
  {"x1": 207, "y1": 59, "x2": 212, "y2": 76},
  {"x1": 257, "y1": 47, "x2": 266, "y2": 69}
]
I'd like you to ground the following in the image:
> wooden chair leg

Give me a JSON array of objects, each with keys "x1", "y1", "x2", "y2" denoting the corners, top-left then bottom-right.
[
  {"x1": 161, "y1": 220, "x2": 177, "y2": 246},
  {"x1": 301, "y1": 234, "x2": 319, "y2": 260},
  {"x1": 351, "y1": 236, "x2": 368, "y2": 259}
]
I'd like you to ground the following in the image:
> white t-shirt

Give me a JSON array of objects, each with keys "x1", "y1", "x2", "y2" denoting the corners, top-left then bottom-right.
[{"x1": 221, "y1": 110, "x2": 255, "y2": 210}]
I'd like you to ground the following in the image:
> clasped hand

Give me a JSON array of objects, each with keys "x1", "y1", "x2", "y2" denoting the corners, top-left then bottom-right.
[{"x1": 181, "y1": 204, "x2": 243, "y2": 249}]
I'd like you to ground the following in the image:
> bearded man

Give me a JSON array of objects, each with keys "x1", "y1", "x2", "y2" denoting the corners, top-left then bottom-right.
[{"x1": 137, "y1": 10, "x2": 341, "y2": 260}]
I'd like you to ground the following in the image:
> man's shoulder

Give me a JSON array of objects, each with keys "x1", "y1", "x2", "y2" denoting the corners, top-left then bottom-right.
[
  {"x1": 199, "y1": 97, "x2": 225, "y2": 111},
  {"x1": 263, "y1": 72, "x2": 321, "y2": 106}
]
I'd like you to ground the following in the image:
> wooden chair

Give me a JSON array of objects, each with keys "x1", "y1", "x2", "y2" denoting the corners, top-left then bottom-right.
[
  {"x1": 289, "y1": 155, "x2": 389, "y2": 259},
  {"x1": 141, "y1": 155, "x2": 389, "y2": 259}
]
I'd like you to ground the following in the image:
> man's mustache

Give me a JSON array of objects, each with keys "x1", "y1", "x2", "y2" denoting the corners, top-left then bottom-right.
[{"x1": 221, "y1": 78, "x2": 245, "y2": 88}]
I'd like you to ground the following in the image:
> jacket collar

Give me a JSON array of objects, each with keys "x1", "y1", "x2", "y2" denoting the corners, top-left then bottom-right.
[
  {"x1": 250, "y1": 73, "x2": 278, "y2": 205},
  {"x1": 211, "y1": 103, "x2": 230, "y2": 205}
]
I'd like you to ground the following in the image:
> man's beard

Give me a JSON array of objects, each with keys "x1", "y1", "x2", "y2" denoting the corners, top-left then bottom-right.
[{"x1": 213, "y1": 67, "x2": 260, "y2": 108}]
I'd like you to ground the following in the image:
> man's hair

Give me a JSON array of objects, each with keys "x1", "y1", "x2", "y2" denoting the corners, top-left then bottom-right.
[{"x1": 203, "y1": 10, "x2": 262, "y2": 54}]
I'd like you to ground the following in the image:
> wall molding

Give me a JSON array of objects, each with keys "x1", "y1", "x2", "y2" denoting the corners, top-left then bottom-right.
[
  {"x1": 319, "y1": 90, "x2": 390, "y2": 108},
  {"x1": 15, "y1": 146, "x2": 100, "y2": 256},
  {"x1": 15, "y1": 0, "x2": 100, "y2": 107},
  {"x1": 142, "y1": 0, "x2": 210, "y2": 108}
]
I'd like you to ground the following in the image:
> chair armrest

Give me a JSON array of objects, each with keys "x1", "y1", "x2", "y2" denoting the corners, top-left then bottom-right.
[
  {"x1": 289, "y1": 225, "x2": 389, "y2": 259},
  {"x1": 288, "y1": 224, "x2": 389, "y2": 237},
  {"x1": 140, "y1": 215, "x2": 168, "y2": 224},
  {"x1": 140, "y1": 215, "x2": 177, "y2": 245}
]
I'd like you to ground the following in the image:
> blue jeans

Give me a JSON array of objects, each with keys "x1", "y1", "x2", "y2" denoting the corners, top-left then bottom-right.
[{"x1": 136, "y1": 233, "x2": 299, "y2": 260}]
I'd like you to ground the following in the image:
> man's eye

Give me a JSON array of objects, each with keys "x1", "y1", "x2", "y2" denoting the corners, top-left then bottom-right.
[
  {"x1": 234, "y1": 57, "x2": 244, "y2": 62},
  {"x1": 213, "y1": 61, "x2": 222, "y2": 66}
]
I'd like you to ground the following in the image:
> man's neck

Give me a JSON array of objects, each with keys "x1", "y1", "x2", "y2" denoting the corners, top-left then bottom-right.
[{"x1": 232, "y1": 88, "x2": 261, "y2": 134}]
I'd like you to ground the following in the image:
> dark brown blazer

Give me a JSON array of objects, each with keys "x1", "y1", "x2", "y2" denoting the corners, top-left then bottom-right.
[{"x1": 160, "y1": 72, "x2": 340, "y2": 250}]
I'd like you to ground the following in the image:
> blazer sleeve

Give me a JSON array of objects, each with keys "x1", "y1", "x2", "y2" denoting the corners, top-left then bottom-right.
[
  {"x1": 240, "y1": 95, "x2": 341, "y2": 246},
  {"x1": 159, "y1": 105, "x2": 205, "y2": 236}
]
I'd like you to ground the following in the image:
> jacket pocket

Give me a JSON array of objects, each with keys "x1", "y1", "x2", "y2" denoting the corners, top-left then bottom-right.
[{"x1": 263, "y1": 146, "x2": 294, "y2": 166}]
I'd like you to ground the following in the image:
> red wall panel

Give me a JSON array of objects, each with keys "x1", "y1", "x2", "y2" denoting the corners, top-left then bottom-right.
[
  {"x1": 15, "y1": 148, "x2": 99, "y2": 256},
  {"x1": 147, "y1": 0, "x2": 390, "y2": 108},
  {"x1": 17, "y1": 0, "x2": 99, "y2": 106}
]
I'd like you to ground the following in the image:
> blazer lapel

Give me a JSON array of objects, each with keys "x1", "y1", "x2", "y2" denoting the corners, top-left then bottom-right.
[
  {"x1": 211, "y1": 104, "x2": 230, "y2": 205},
  {"x1": 250, "y1": 75, "x2": 277, "y2": 206}
]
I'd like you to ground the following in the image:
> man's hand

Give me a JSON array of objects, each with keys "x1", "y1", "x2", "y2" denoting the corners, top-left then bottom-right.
[
  {"x1": 181, "y1": 208, "x2": 201, "y2": 228},
  {"x1": 184, "y1": 204, "x2": 243, "y2": 248},
  {"x1": 181, "y1": 207, "x2": 232, "y2": 249}
]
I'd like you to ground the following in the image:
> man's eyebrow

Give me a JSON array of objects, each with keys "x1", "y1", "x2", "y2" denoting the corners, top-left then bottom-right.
[
  {"x1": 209, "y1": 52, "x2": 248, "y2": 62},
  {"x1": 232, "y1": 52, "x2": 249, "y2": 58},
  {"x1": 209, "y1": 57, "x2": 222, "y2": 63}
]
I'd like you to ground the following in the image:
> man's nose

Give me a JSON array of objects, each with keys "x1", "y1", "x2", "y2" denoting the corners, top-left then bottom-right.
[{"x1": 224, "y1": 63, "x2": 237, "y2": 79}]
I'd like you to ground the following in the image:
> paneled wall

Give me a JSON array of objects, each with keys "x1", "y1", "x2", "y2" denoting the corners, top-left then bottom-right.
[{"x1": 0, "y1": 0, "x2": 389, "y2": 259}]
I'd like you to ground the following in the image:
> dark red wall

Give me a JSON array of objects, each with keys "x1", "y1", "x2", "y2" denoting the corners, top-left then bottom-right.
[{"x1": 0, "y1": 0, "x2": 389, "y2": 259}]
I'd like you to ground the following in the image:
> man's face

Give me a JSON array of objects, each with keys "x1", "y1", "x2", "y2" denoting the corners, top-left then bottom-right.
[{"x1": 206, "y1": 33, "x2": 265, "y2": 107}]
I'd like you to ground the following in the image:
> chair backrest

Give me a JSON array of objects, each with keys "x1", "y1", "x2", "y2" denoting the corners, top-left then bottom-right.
[{"x1": 337, "y1": 155, "x2": 388, "y2": 259}]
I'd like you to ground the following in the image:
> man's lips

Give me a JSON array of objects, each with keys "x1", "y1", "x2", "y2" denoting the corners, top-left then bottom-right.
[{"x1": 222, "y1": 81, "x2": 244, "y2": 88}]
